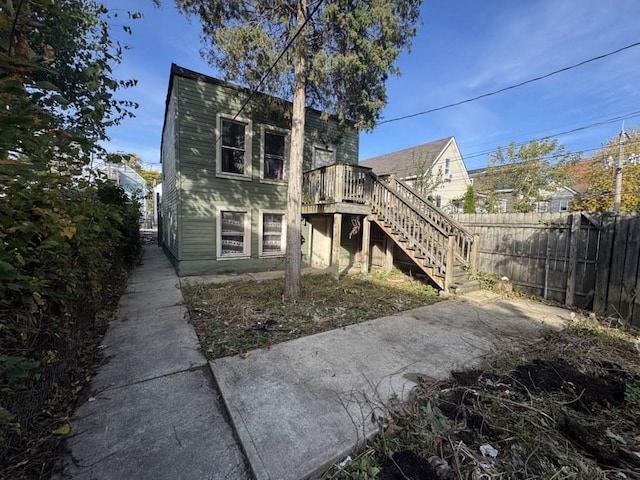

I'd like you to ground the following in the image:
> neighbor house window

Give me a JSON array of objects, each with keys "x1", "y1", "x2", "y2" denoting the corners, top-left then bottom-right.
[
  {"x1": 313, "y1": 145, "x2": 335, "y2": 169},
  {"x1": 217, "y1": 208, "x2": 251, "y2": 258},
  {"x1": 444, "y1": 158, "x2": 451, "y2": 176},
  {"x1": 217, "y1": 115, "x2": 252, "y2": 178},
  {"x1": 260, "y1": 211, "x2": 286, "y2": 256},
  {"x1": 261, "y1": 127, "x2": 288, "y2": 181},
  {"x1": 559, "y1": 199, "x2": 569, "y2": 212}
]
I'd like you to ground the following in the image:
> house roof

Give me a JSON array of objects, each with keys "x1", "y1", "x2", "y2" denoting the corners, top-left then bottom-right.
[{"x1": 359, "y1": 137, "x2": 453, "y2": 177}]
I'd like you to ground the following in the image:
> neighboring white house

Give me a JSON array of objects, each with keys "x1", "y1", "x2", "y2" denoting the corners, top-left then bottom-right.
[
  {"x1": 467, "y1": 167, "x2": 577, "y2": 213},
  {"x1": 95, "y1": 162, "x2": 149, "y2": 219},
  {"x1": 359, "y1": 136, "x2": 471, "y2": 212}
]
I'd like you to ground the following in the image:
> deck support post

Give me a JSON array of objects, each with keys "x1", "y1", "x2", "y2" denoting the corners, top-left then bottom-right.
[
  {"x1": 331, "y1": 213, "x2": 342, "y2": 278},
  {"x1": 384, "y1": 236, "x2": 394, "y2": 272},
  {"x1": 360, "y1": 215, "x2": 371, "y2": 276}
]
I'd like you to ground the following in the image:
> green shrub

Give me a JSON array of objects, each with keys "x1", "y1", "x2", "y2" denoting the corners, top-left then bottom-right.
[{"x1": 0, "y1": 176, "x2": 141, "y2": 479}]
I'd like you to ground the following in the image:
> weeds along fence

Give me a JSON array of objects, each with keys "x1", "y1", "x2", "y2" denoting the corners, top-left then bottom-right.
[{"x1": 451, "y1": 213, "x2": 640, "y2": 326}]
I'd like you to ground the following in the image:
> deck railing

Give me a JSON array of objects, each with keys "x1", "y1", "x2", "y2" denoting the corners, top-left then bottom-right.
[{"x1": 302, "y1": 164, "x2": 372, "y2": 204}]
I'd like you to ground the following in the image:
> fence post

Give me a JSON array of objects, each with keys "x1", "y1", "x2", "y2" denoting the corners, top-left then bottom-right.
[
  {"x1": 565, "y1": 213, "x2": 581, "y2": 306},
  {"x1": 444, "y1": 235, "x2": 456, "y2": 292},
  {"x1": 471, "y1": 233, "x2": 480, "y2": 272}
]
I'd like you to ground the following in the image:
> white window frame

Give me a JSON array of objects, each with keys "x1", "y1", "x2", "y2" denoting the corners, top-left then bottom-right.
[
  {"x1": 216, "y1": 207, "x2": 251, "y2": 259},
  {"x1": 259, "y1": 210, "x2": 286, "y2": 257},
  {"x1": 558, "y1": 198, "x2": 569, "y2": 212},
  {"x1": 312, "y1": 144, "x2": 336, "y2": 169},
  {"x1": 260, "y1": 125, "x2": 289, "y2": 183},
  {"x1": 216, "y1": 114, "x2": 253, "y2": 180}
]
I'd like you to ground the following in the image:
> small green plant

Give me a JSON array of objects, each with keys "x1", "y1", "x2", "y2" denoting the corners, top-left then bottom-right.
[
  {"x1": 344, "y1": 456, "x2": 380, "y2": 480},
  {"x1": 470, "y1": 270, "x2": 500, "y2": 290}
]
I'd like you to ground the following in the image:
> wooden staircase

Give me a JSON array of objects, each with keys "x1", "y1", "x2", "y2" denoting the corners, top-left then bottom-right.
[
  {"x1": 301, "y1": 164, "x2": 479, "y2": 291},
  {"x1": 369, "y1": 174, "x2": 478, "y2": 290}
]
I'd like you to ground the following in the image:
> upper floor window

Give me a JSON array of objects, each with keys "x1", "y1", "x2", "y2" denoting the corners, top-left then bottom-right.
[
  {"x1": 217, "y1": 115, "x2": 252, "y2": 179},
  {"x1": 444, "y1": 158, "x2": 451, "y2": 176},
  {"x1": 313, "y1": 144, "x2": 335, "y2": 169},
  {"x1": 261, "y1": 127, "x2": 288, "y2": 181}
]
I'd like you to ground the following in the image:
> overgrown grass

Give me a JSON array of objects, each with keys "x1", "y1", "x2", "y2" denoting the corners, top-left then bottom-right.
[
  {"x1": 326, "y1": 318, "x2": 640, "y2": 480},
  {"x1": 182, "y1": 270, "x2": 440, "y2": 359}
]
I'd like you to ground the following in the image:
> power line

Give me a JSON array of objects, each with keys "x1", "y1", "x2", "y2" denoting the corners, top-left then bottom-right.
[
  {"x1": 461, "y1": 111, "x2": 640, "y2": 162},
  {"x1": 378, "y1": 41, "x2": 640, "y2": 125},
  {"x1": 183, "y1": 0, "x2": 325, "y2": 177}
]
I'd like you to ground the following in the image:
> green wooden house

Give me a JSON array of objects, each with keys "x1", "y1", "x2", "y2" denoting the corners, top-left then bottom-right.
[
  {"x1": 161, "y1": 64, "x2": 479, "y2": 289},
  {"x1": 160, "y1": 64, "x2": 359, "y2": 276}
]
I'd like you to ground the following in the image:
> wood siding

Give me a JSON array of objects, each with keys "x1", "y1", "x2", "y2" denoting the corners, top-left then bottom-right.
[
  {"x1": 161, "y1": 89, "x2": 179, "y2": 260},
  {"x1": 168, "y1": 70, "x2": 358, "y2": 275}
]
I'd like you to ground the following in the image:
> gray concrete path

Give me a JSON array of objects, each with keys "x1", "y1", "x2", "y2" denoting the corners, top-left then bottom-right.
[
  {"x1": 210, "y1": 292, "x2": 571, "y2": 480},
  {"x1": 59, "y1": 245, "x2": 250, "y2": 480},
  {"x1": 59, "y1": 243, "x2": 573, "y2": 480}
]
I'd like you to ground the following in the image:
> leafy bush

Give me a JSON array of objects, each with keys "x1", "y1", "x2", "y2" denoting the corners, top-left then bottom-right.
[{"x1": 0, "y1": 176, "x2": 141, "y2": 479}]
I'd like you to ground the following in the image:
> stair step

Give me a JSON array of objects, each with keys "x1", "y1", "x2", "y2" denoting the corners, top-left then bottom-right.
[{"x1": 449, "y1": 279, "x2": 482, "y2": 295}]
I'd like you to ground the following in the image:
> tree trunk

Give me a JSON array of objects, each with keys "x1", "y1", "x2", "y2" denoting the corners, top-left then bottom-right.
[{"x1": 284, "y1": 0, "x2": 308, "y2": 299}]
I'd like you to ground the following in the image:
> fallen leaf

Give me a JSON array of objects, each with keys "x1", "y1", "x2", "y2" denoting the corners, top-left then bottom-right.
[
  {"x1": 52, "y1": 423, "x2": 71, "y2": 435},
  {"x1": 239, "y1": 350, "x2": 251, "y2": 359}
]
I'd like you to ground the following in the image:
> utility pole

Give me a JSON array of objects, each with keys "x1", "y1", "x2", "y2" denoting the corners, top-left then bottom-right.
[
  {"x1": 609, "y1": 123, "x2": 638, "y2": 214},
  {"x1": 612, "y1": 125, "x2": 626, "y2": 214}
]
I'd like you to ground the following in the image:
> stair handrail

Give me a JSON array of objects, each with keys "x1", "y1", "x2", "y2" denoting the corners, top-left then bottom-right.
[
  {"x1": 369, "y1": 174, "x2": 449, "y2": 237},
  {"x1": 382, "y1": 175, "x2": 478, "y2": 268}
]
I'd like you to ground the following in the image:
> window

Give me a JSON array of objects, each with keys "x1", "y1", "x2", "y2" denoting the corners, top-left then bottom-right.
[
  {"x1": 313, "y1": 145, "x2": 335, "y2": 169},
  {"x1": 444, "y1": 158, "x2": 451, "y2": 176},
  {"x1": 217, "y1": 115, "x2": 252, "y2": 178},
  {"x1": 260, "y1": 211, "x2": 286, "y2": 256},
  {"x1": 558, "y1": 199, "x2": 569, "y2": 212},
  {"x1": 217, "y1": 208, "x2": 251, "y2": 258},
  {"x1": 261, "y1": 128, "x2": 288, "y2": 181}
]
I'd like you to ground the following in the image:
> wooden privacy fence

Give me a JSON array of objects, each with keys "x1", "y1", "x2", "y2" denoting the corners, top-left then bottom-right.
[{"x1": 451, "y1": 213, "x2": 640, "y2": 326}]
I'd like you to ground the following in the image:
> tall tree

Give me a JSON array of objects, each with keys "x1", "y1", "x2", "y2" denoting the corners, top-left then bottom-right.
[
  {"x1": 172, "y1": 0, "x2": 422, "y2": 298},
  {"x1": 462, "y1": 185, "x2": 476, "y2": 213},
  {"x1": 569, "y1": 127, "x2": 640, "y2": 213},
  {"x1": 477, "y1": 139, "x2": 576, "y2": 213},
  {"x1": 0, "y1": 0, "x2": 138, "y2": 175}
]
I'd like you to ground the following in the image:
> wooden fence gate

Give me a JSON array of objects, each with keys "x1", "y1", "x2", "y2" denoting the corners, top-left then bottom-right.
[{"x1": 452, "y1": 213, "x2": 640, "y2": 326}]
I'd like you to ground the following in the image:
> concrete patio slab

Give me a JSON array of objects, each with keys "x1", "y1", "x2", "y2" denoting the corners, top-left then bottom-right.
[{"x1": 211, "y1": 296, "x2": 570, "y2": 480}]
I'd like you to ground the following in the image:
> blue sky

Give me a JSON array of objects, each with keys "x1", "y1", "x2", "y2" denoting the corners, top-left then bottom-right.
[{"x1": 101, "y1": 0, "x2": 640, "y2": 171}]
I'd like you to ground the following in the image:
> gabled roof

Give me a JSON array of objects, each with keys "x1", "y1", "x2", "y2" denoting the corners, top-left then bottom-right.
[{"x1": 360, "y1": 137, "x2": 454, "y2": 177}]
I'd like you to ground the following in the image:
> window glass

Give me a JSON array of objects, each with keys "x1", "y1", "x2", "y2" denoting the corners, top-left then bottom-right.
[
  {"x1": 262, "y1": 213, "x2": 284, "y2": 254},
  {"x1": 221, "y1": 119, "x2": 246, "y2": 174},
  {"x1": 264, "y1": 132, "x2": 286, "y2": 180},
  {"x1": 220, "y1": 211, "x2": 246, "y2": 256}
]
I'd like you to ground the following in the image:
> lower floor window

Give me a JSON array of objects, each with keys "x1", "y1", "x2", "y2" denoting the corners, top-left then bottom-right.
[
  {"x1": 261, "y1": 212, "x2": 285, "y2": 256},
  {"x1": 219, "y1": 209, "x2": 250, "y2": 257}
]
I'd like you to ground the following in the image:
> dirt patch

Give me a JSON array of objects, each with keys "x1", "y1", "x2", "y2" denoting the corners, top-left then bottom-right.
[
  {"x1": 326, "y1": 319, "x2": 640, "y2": 480},
  {"x1": 182, "y1": 271, "x2": 440, "y2": 359}
]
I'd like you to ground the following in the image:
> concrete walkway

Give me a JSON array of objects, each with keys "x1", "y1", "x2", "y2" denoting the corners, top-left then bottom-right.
[
  {"x1": 59, "y1": 245, "x2": 250, "y2": 480},
  {"x1": 60, "y1": 244, "x2": 572, "y2": 480}
]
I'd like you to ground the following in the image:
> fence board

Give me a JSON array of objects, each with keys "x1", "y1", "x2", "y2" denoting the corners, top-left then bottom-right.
[
  {"x1": 453, "y1": 213, "x2": 640, "y2": 325},
  {"x1": 620, "y1": 216, "x2": 640, "y2": 322}
]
